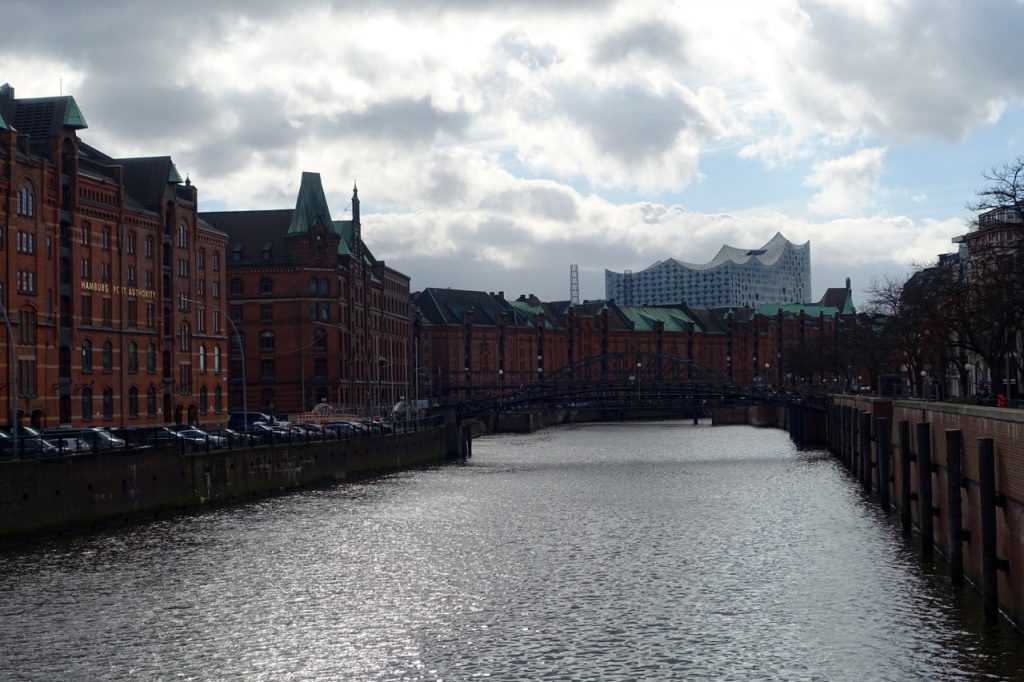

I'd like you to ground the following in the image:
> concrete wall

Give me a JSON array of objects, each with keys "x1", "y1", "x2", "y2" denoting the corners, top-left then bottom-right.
[{"x1": 0, "y1": 428, "x2": 448, "y2": 543}]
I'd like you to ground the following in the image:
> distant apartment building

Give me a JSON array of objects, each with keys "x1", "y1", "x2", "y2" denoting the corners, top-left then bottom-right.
[
  {"x1": 605, "y1": 232, "x2": 811, "y2": 308},
  {"x1": 0, "y1": 82, "x2": 228, "y2": 429}
]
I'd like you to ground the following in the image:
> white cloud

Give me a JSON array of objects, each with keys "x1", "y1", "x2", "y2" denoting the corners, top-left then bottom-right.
[{"x1": 804, "y1": 147, "x2": 887, "y2": 216}]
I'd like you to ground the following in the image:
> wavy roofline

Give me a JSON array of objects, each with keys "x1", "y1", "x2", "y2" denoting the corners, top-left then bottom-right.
[{"x1": 610, "y1": 232, "x2": 808, "y2": 275}]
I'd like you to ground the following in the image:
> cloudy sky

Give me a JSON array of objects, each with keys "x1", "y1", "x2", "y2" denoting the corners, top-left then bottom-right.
[{"x1": 5, "y1": 0, "x2": 1024, "y2": 305}]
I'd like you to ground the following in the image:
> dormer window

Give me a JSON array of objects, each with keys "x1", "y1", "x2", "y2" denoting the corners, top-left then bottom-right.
[{"x1": 261, "y1": 242, "x2": 272, "y2": 260}]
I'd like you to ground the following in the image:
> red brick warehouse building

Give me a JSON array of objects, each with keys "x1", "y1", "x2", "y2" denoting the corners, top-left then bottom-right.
[
  {"x1": 201, "y1": 173, "x2": 411, "y2": 417},
  {"x1": 0, "y1": 83, "x2": 228, "y2": 430},
  {"x1": 412, "y1": 285, "x2": 857, "y2": 400}
]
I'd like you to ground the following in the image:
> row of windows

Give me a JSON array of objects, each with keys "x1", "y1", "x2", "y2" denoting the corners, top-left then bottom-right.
[
  {"x1": 16, "y1": 187, "x2": 34, "y2": 217},
  {"x1": 77, "y1": 340, "x2": 223, "y2": 374},
  {"x1": 16, "y1": 231, "x2": 35, "y2": 254},
  {"x1": 76, "y1": 385, "x2": 226, "y2": 420},
  {"x1": 229, "y1": 276, "x2": 330, "y2": 296},
  {"x1": 16, "y1": 271, "x2": 36, "y2": 293}
]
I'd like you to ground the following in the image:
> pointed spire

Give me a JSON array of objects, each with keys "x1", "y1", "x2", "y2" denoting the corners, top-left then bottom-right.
[{"x1": 288, "y1": 172, "x2": 335, "y2": 235}]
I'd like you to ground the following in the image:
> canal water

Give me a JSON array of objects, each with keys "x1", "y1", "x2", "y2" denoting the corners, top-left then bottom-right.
[{"x1": 1, "y1": 422, "x2": 1023, "y2": 680}]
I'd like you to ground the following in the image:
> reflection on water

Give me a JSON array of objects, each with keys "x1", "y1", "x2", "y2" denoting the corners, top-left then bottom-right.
[{"x1": 1, "y1": 422, "x2": 1023, "y2": 680}]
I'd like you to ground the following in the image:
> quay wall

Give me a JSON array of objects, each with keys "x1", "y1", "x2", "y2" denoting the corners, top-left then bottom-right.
[
  {"x1": 831, "y1": 396, "x2": 1024, "y2": 628},
  {"x1": 0, "y1": 427, "x2": 448, "y2": 544}
]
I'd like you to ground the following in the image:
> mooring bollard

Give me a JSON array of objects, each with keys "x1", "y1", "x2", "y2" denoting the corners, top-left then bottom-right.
[
  {"x1": 899, "y1": 420, "x2": 912, "y2": 535},
  {"x1": 917, "y1": 421, "x2": 933, "y2": 556},
  {"x1": 978, "y1": 437, "x2": 998, "y2": 622},
  {"x1": 860, "y1": 411, "x2": 872, "y2": 492},
  {"x1": 877, "y1": 417, "x2": 891, "y2": 512},
  {"x1": 945, "y1": 429, "x2": 964, "y2": 586}
]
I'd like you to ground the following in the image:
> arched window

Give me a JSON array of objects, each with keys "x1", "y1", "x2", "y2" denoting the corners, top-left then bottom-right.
[
  {"x1": 147, "y1": 342, "x2": 156, "y2": 372},
  {"x1": 199, "y1": 345, "x2": 207, "y2": 373},
  {"x1": 320, "y1": 278, "x2": 329, "y2": 295},
  {"x1": 309, "y1": 277, "x2": 318, "y2": 294},
  {"x1": 82, "y1": 387, "x2": 94, "y2": 420},
  {"x1": 314, "y1": 329, "x2": 327, "y2": 350},
  {"x1": 177, "y1": 222, "x2": 189, "y2": 249},
  {"x1": 180, "y1": 322, "x2": 191, "y2": 351},
  {"x1": 199, "y1": 386, "x2": 209, "y2": 414},
  {"x1": 102, "y1": 340, "x2": 113, "y2": 373},
  {"x1": 128, "y1": 387, "x2": 139, "y2": 418},
  {"x1": 259, "y1": 277, "x2": 273, "y2": 295},
  {"x1": 230, "y1": 278, "x2": 243, "y2": 295},
  {"x1": 213, "y1": 346, "x2": 222, "y2": 374},
  {"x1": 82, "y1": 340, "x2": 93, "y2": 372},
  {"x1": 214, "y1": 385, "x2": 223, "y2": 413},
  {"x1": 147, "y1": 387, "x2": 157, "y2": 417},
  {"x1": 103, "y1": 388, "x2": 114, "y2": 419},
  {"x1": 260, "y1": 330, "x2": 275, "y2": 352},
  {"x1": 128, "y1": 342, "x2": 138, "y2": 372},
  {"x1": 198, "y1": 248, "x2": 206, "y2": 269},
  {"x1": 16, "y1": 185, "x2": 35, "y2": 217}
]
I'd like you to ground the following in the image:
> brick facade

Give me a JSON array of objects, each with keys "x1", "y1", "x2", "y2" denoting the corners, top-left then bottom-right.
[{"x1": 0, "y1": 84, "x2": 227, "y2": 430}]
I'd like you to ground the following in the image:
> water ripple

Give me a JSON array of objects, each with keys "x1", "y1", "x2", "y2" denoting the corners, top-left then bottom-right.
[{"x1": 1, "y1": 422, "x2": 1023, "y2": 680}]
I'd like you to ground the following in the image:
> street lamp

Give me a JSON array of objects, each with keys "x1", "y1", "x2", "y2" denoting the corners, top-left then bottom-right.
[
  {"x1": 314, "y1": 321, "x2": 373, "y2": 418},
  {"x1": 0, "y1": 298, "x2": 18, "y2": 457},
  {"x1": 636, "y1": 361, "x2": 642, "y2": 402},
  {"x1": 498, "y1": 368, "x2": 504, "y2": 409},
  {"x1": 377, "y1": 355, "x2": 386, "y2": 418},
  {"x1": 183, "y1": 298, "x2": 245, "y2": 427}
]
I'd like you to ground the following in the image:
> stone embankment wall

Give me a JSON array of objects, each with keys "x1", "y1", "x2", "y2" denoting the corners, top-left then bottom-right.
[
  {"x1": 831, "y1": 396, "x2": 1024, "y2": 628},
  {"x1": 0, "y1": 427, "x2": 448, "y2": 544}
]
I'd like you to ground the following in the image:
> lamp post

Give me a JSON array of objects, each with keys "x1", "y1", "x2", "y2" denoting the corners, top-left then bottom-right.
[
  {"x1": 377, "y1": 355, "x2": 386, "y2": 419},
  {"x1": 920, "y1": 370, "x2": 927, "y2": 400},
  {"x1": 0, "y1": 298, "x2": 18, "y2": 458},
  {"x1": 498, "y1": 368, "x2": 504, "y2": 410},
  {"x1": 183, "y1": 298, "x2": 245, "y2": 427},
  {"x1": 636, "y1": 361, "x2": 642, "y2": 403},
  {"x1": 964, "y1": 362, "x2": 974, "y2": 397},
  {"x1": 314, "y1": 321, "x2": 372, "y2": 418}
]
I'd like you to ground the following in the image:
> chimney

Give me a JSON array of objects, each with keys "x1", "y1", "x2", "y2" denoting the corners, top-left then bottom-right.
[{"x1": 845, "y1": 277, "x2": 851, "y2": 291}]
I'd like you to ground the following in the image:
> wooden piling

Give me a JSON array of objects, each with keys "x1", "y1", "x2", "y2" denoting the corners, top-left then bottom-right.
[
  {"x1": 917, "y1": 421, "x2": 933, "y2": 556},
  {"x1": 945, "y1": 429, "x2": 963, "y2": 586},
  {"x1": 876, "y1": 417, "x2": 891, "y2": 512},
  {"x1": 842, "y1": 406, "x2": 851, "y2": 469},
  {"x1": 978, "y1": 437, "x2": 998, "y2": 622},
  {"x1": 899, "y1": 420, "x2": 912, "y2": 535},
  {"x1": 860, "y1": 411, "x2": 872, "y2": 492}
]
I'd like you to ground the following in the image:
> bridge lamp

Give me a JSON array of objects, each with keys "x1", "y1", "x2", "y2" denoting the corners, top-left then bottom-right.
[{"x1": 636, "y1": 361, "x2": 642, "y2": 401}]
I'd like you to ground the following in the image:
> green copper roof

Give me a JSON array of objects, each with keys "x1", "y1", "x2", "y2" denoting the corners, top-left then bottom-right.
[
  {"x1": 333, "y1": 219, "x2": 353, "y2": 255},
  {"x1": 0, "y1": 110, "x2": 9, "y2": 131},
  {"x1": 757, "y1": 303, "x2": 839, "y2": 318},
  {"x1": 619, "y1": 306, "x2": 695, "y2": 332},
  {"x1": 62, "y1": 96, "x2": 88, "y2": 129},
  {"x1": 288, "y1": 172, "x2": 335, "y2": 235},
  {"x1": 168, "y1": 162, "x2": 183, "y2": 184}
]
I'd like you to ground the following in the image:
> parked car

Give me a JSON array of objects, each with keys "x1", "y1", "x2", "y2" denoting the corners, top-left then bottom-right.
[
  {"x1": 296, "y1": 423, "x2": 327, "y2": 437},
  {"x1": 114, "y1": 426, "x2": 181, "y2": 448},
  {"x1": 174, "y1": 428, "x2": 227, "y2": 450},
  {"x1": 208, "y1": 428, "x2": 256, "y2": 446},
  {"x1": 43, "y1": 427, "x2": 126, "y2": 451},
  {"x1": 228, "y1": 411, "x2": 274, "y2": 431}
]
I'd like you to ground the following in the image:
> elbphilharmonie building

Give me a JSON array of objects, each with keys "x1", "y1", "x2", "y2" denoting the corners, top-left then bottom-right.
[{"x1": 605, "y1": 232, "x2": 811, "y2": 308}]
